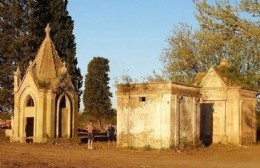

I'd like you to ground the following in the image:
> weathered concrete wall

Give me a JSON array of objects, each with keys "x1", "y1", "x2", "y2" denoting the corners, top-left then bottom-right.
[
  {"x1": 179, "y1": 96, "x2": 198, "y2": 146},
  {"x1": 240, "y1": 90, "x2": 256, "y2": 144},
  {"x1": 117, "y1": 83, "x2": 172, "y2": 148},
  {"x1": 117, "y1": 82, "x2": 200, "y2": 149}
]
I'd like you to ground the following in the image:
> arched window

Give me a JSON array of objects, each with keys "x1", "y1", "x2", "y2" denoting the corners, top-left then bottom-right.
[{"x1": 26, "y1": 96, "x2": 34, "y2": 107}]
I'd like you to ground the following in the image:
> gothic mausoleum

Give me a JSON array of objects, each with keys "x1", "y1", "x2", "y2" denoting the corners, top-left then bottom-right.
[{"x1": 10, "y1": 24, "x2": 78, "y2": 143}]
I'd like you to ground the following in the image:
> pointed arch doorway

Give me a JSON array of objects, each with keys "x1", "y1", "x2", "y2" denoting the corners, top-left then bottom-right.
[
  {"x1": 24, "y1": 95, "x2": 36, "y2": 142},
  {"x1": 56, "y1": 94, "x2": 73, "y2": 138}
]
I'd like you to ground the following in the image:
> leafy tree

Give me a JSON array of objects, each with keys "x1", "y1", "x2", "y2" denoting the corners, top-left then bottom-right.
[
  {"x1": 83, "y1": 57, "x2": 113, "y2": 131},
  {"x1": 0, "y1": 0, "x2": 82, "y2": 112},
  {"x1": 156, "y1": 0, "x2": 259, "y2": 89},
  {"x1": 194, "y1": 0, "x2": 259, "y2": 87},
  {"x1": 0, "y1": 112, "x2": 11, "y2": 120},
  {"x1": 160, "y1": 23, "x2": 203, "y2": 83},
  {"x1": 239, "y1": 0, "x2": 260, "y2": 16}
]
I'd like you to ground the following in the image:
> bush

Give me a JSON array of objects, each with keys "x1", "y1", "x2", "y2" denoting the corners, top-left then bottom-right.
[
  {"x1": 127, "y1": 146, "x2": 136, "y2": 150},
  {"x1": 0, "y1": 112, "x2": 11, "y2": 120},
  {"x1": 143, "y1": 145, "x2": 152, "y2": 151}
]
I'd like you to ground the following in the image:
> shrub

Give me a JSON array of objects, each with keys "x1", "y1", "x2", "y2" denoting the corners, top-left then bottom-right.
[{"x1": 143, "y1": 144, "x2": 152, "y2": 151}]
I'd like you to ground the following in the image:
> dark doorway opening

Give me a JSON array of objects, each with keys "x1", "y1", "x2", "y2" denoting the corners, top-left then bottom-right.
[
  {"x1": 257, "y1": 110, "x2": 260, "y2": 142},
  {"x1": 26, "y1": 117, "x2": 34, "y2": 143},
  {"x1": 56, "y1": 94, "x2": 72, "y2": 138},
  {"x1": 200, "y1": 103, "x2": 214, "y2": 146},
  {"x1": 58, "y1": 96, "x2": 66, "y2": 137},
  {"x1": 257, "y1": 127, "x2": 260, "y2": 142}
]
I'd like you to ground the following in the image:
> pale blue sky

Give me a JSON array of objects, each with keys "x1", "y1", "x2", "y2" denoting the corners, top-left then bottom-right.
[{"x1": 67, "y1": 0, "x2": 202, "y2": 109}]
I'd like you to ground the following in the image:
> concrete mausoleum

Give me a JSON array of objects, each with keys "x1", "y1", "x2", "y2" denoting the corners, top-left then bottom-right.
[
  {"x1": 10, "y1": 24, "x2": 78, "y2": 143},
  {"x1": 199, "y1": 61, "x2": 256, "y2": 145},
  {"x1": 116, "y1": 60, "x2": 257, "y2": 148},
  {"x1": 117, "y1": 83, "x2": 201, "y2": 148}
]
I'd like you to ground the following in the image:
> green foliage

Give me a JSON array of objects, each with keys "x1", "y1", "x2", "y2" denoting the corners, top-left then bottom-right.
[
  {"x1": 37, "y1": 80, "x2": 51, "y2": 89},
  {"x1": 83, "y1": 57, "x2": 113, "y2": 130},
  {"x1": 146, "y1": 70, "x2": 167, "y2": 82},
  {"x1": 0, "y1": 88, "x2": 13, "y2": 112},
  {"x1": 143, "y1": 145, "x2": 152, "y2": 151},
  {"x1": 194, "y1": 72, "x2": 207, "y2": 86},
  {"x1": 160, "y1": 23, "x2": 204, "y2": 84},
  {"x1": 239, "y1": 0, "x2": 260, "y2": 16},
  {"x1": 0, "y1": 0, "x2": 82, "y2": 112},
  {"x1": 127, "y1": 146, "x2": 136, "y2": 150},
  {"x1": 78, "y1": 113, "x2": 93, "y2": 130},
  {"x1": 154, "y1": 0, "x2": 259, "y2": 91},
  {"x1": 214, "y1": 62, "x2": 246, "y2": 86},
  {"x1": 108, "y1": 109, "x2": 117, "y2": 124},
  {"x1": 158, "y1": 148, "x2": 167, "y2": 152},
  {"x1": 0, "y1": 112, "x2": 11, "y2": 120},
  {"x1": 114, "y1": 70, "x2": 139, "y2": 86},
  {"x1": 78, "y1": 109, "x2": 116, "y2": 130},
  {"x1": 57, "y1": 74, "x2": 75, "y2": 92},
  {"x1": 47, "y1": 0, "x2": 82, "y2": 98},
  {"x1": 0, "y1": 136, "x2": 10, "y2": 143},
  {"x1": 0, "y1": 0, "x2": 26, "y2": 112},
  {"x1": 115, "y1": 72, "x2": 141, "y2": 93}
]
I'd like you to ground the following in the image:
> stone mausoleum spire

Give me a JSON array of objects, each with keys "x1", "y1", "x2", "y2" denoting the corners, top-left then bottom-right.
[
  {"x1": 31, "y1": 24, "x2": 67, "y2": 88},
  {"x1": 11, "y1": 23, "x2": 78, "y2": 143}
]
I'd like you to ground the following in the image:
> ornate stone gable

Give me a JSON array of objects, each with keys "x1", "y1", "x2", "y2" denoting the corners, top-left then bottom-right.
[{"x1": 200, "y1": 67, "x2": 227, "y2": 88}]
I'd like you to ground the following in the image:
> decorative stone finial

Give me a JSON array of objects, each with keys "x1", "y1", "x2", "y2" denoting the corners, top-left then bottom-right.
[
  {"x1": 45, "y1": 23, "x2": 51, "y2": 38},
  {"x1": 16, "y1": 66, "x2": 21, "y2": 74},
  {"x1": 14, "y1": 66, "x2": 21, "y2": 76},
  {"x1": 219, "y1": 58, "x2": 229, "y2": 67}
]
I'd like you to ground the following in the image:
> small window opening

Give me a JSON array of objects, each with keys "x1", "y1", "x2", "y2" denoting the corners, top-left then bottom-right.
[
  {"x1": 139, "y1": 97, "x2": 146, "y2": 102},
  {"x1": 26, "y1": 96, "x2": 34, "y2": 107}
]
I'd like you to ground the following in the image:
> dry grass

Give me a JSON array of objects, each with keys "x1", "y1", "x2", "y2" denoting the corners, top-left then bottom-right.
[{"x1": 0, "y1": 141, "x2": 260, "y2": 168}]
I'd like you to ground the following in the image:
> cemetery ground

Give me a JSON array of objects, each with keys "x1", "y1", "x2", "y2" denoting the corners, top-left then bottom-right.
[{"x1": 0, "y1": 136, "x2": 260, "y2": 168}]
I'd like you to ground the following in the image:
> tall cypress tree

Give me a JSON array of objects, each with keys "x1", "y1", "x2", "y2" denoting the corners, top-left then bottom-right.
[
  {"x1": 22, "y1": 0, "x2": 51, "y2": 66},
  {"x1": 83, "y1": 57, "x2": 113, "y2": 130},
  {"x1": 48, "y1": 0, "x2": 82, "y2": 96},
  {"x1": 0, "y1": 0, "x2": 28, "y2": 112},
  {"x1": 0, "y1": 0, "x2": 82, "y2": 112}
]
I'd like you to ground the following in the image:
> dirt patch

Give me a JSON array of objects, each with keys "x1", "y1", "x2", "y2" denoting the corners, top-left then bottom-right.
[{"x1": 0, "y1": 142, "x2": 259, "y2": 168}]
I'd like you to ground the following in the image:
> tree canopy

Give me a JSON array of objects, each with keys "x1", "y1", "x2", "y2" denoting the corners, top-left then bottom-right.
[
  {"x1": 154, "y1": 0, "x2": 259, "y2": 89},
  {"x1": 0, "y1": 0, "x2": 82, "y2": 112},
  {"x1": 83, "y1": 57, "x2": 113, "y2": 130}
]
